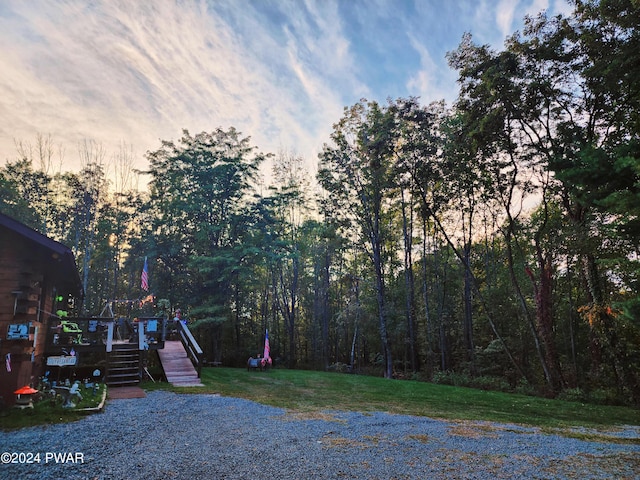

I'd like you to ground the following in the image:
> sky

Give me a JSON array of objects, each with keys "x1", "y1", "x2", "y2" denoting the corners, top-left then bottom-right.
[{"x1": 0, "y1": 0, "x2": 572, "y2": 186}]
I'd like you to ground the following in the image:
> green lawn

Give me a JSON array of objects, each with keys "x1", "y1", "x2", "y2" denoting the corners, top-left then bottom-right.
[
  {"x1": 3, "y1": 368, "x2": 639, "y2": 434},
  {"x1": 169, "y1": 367, "x2": 640, "y2": 430}
]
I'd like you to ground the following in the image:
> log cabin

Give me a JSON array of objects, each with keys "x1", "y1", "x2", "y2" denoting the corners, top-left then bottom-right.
[{"x1": 0, "y1": 212, "x2": 82, "y2": 407}]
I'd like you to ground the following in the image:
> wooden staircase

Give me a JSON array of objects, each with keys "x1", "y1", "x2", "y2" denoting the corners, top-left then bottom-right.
[
  {"x1": 106, "y1": 344, "x2": 141, "y2": 386},
  {"x1": 157, "y1": 341, "x2": 203, "y2": 387}
]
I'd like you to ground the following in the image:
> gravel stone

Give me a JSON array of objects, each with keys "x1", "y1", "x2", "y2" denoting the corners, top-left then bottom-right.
[{"x1": 1, "y1": 390, "x2": 638, "y2": 479}]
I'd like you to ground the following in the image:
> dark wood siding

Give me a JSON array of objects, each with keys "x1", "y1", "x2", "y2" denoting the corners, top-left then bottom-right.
[{"x1": 0, "y1": 216, "x2": 81, "y2": 407}]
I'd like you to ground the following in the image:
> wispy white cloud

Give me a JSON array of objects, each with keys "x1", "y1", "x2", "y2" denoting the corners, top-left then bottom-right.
[
  {"x1": 523, "y1": 0, "x2": 573, "y2": 19},
  {"x1": 525, "y1": 0, "x2": 550, "y2": 18},
  {"x1": 406, "y1": 38, "x2": 456, "y2": 104},
  {"x1": 550, "y1": 0, "x2": 573, "y2": 17},
  {"x1": 282, "y1": 1, "x2": 356, "y2": 131},
  {"x1": 0, "y1": 0, "x2": 337, "y2": 174},
  {"x1": 0, "y1": 0, "x2": 575, "y2": 180},
  {"x1": 496, "y1": 0, "x2": 519, "y2": 38}
]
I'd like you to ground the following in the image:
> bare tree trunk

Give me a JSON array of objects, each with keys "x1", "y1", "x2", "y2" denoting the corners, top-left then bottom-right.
[
  {"x1": 424, "y1": 202, "x2": 526, "y2": 380},
  {"x1": 371, "y1": 208, "x2": 393, "y2": 378},
  {"x1": 462, "y1": 242, "x2": 475, "y2": 373},
  {"x1": 525, "y1": 253, "x2": 564, "y2": 393},
  {"x1": 373, "y1": 249, "x2": 393, "y2": 378},
  {"x1": 432, "y1": 233, "x2": 450, "y2": 372},
  {"x1": 494, "y1": 145, "x2": 549, "y2": 389},
  {"x1": 502, "y1": 223, "x2": 550, "y2": 389},
  {"x1": 318, "y1": 251, "x2": 331, "y2": 370},
  {"x1": 401, "y1": 188, "x2": 418, "y2": 372},
  {"x1": 277, "y1": 254, "x2": 298, "y2": 369},
  {"x1": 522, "y1": 193, "x2": 564, "y2": 394},
  {"x1": 421, "y1": 216, "x2": 434, "y2": 373}
]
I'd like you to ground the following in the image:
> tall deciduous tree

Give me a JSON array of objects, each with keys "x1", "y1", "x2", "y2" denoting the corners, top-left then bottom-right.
[
  {"x1": 269, "y1": 150, "x2": 310, "y2": 368},
  {"x1": 0, "y1": 160, "x2": 42, "y2": 228},
  {"x1": 146, "y1": 128, "x2": 267, "y2": 361},
  {"x1": 392, "y1": 98, "x2": 441, "y2": 373},
  {"x1": 446, "y1": 37, "x2": 558, "y2": 389},
  {"x1": 75, "y1": 141, "x2": 107, "y2": 314},
  {"x1": 446, "y1": 0, "x2": 640, "y2": 398},
  {"x1": 318, "y1": 99, "x2": 402, "y2": 378}
]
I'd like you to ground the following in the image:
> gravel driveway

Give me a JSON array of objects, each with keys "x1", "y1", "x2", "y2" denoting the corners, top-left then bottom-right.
[{"x1": 1, "y1": 390, "x2": 639, "y2": 479}]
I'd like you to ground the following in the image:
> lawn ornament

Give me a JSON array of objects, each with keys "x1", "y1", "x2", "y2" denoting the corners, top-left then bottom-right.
[
  {"x1": 51, "y1": 381, "x2": 83, "y2": 408},
  {"x1": 247, "y1": 355, "x2": 269, "y2": 371},
  {"x1": 59, "y1": 320, "x2": 83, "y2": 344},
  {"x1": 14, "y1": 385, "x2": 38, "y2": 409}
]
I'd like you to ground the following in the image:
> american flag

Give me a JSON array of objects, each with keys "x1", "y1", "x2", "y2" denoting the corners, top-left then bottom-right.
[
  {"x1": 141, "y1": 257, "x2": 149, "y2": 291},
  {"x1": 263, "y1": 330, "x2": 272, "y2": 365}
]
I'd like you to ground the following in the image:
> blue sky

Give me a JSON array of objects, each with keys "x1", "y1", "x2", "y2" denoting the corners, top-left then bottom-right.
[{"x1": 0, "y1": 0, "x2": 572, "y2": 183}]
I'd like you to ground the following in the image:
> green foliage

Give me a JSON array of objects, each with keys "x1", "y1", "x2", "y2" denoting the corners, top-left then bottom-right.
[
  {"x1": 432, "y1": 370, "x2": 511, "y2": 393},
  {"x1": 0, "y1": 170, "x2": 41, "y2": 227},
  {"x1": 557, "y1": 388, "x2": 587, "y2": 403},
  {"x1": 557, "y1": 387, "x2": 634, "y2": 407},
  {"x1": 144, "y1": 128, "x2": 269, "y2": 361}
]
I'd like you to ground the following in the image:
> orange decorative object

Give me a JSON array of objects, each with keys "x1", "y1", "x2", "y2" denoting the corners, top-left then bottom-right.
[{"x1": 14, "y1": 386, "x2": 38, "y2": 395}]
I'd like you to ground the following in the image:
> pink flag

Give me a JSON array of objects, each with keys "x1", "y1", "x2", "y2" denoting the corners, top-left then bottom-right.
[
  {"x1": 263, "y1": 330, "x2": 272, "y2": 365},
  {"x1": 5, "y1": 353, "x2": 11, "y2": 373}
]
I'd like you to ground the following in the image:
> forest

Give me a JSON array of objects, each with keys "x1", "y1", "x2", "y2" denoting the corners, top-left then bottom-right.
[{"x1": 1, "y1": 0, "x2": 639, "y2": 405}]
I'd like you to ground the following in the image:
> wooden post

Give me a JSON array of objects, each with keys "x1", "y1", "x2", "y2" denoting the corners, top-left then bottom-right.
[
  {"x1": 106, "y1": 321, "x2": 114, "y2": 353},
  {"x1": 138, "y1": 321, "x2": 145, "y2": 350}
]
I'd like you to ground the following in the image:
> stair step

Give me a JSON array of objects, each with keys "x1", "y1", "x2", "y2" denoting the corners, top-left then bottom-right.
[
  {"x1": 106, "y1": 379, "x2": 140, "y2": 386},
  {"x1": 107, "y1": 372, "x2": 140, "y2": 381},
  {"x1": 166, "y1": 374, "x2": 200, "y2": 380},
  {"x1": 106, "y1": 343, "x2": 142, "y2": 386}
]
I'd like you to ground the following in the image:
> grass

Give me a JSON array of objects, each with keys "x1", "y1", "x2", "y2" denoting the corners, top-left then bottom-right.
[
  {"x1": 3, "y1": 368, "x2": 639, "y2": 435},
  {"x1": 177, "y1": 367, "x2": 640, "y2": 431},
  {"x1": 0, "y1": 383, "x2": 107, "y2": 431}
]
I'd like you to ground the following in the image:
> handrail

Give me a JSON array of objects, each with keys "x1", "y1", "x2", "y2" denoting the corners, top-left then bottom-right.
[{"x1": 176, "y1": 321, "x2": 203, "y2": 377}]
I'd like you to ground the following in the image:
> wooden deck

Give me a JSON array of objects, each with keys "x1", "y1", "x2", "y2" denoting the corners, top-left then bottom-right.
[{"x1": 157, "y1": 341, "x2": 204, "y2": 387}]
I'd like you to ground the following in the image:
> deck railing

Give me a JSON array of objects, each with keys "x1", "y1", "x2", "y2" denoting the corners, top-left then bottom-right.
[
  {"x1": 176, "y1": 321, "x2": 203, "y2": 377},
  {"x1": 46, "y1": 317, "x2": 112, "y2": 351},
  {"x1": 45, "y1": 316, "x2": 166, "y2": 353}
]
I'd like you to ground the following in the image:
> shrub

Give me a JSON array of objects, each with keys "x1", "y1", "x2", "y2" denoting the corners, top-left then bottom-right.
[
  {"x1": 432, "y1": 371, "x2": 513, "y2": 393},
  {"x1": 557, "y1": 387, "x2": 586, "y2": 403},
  {"x1": 431, "y1": 371, "x2": 472, "y2": 387},
  {"x1": 470, "y1": 375, "x2": 511, "y2": 392},
  {"x1": 587, "y1": 388, "x2": 625, "y2": 406},
  {"x1": 514, "y1": 378, "x2": 537, "y2": 396},
  {"x1": 327, "y1": 362, "x2": 351, "y2": 373}
]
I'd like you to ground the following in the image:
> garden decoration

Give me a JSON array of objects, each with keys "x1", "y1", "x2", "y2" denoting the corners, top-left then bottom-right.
[{"x1": 13, "y1": 385, "x2": 38, "y2": 409}]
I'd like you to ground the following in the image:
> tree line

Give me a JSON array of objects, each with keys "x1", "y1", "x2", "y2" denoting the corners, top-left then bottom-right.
[{"x1": 1, "y1": 0, "x2": 639, "y2": 404}]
